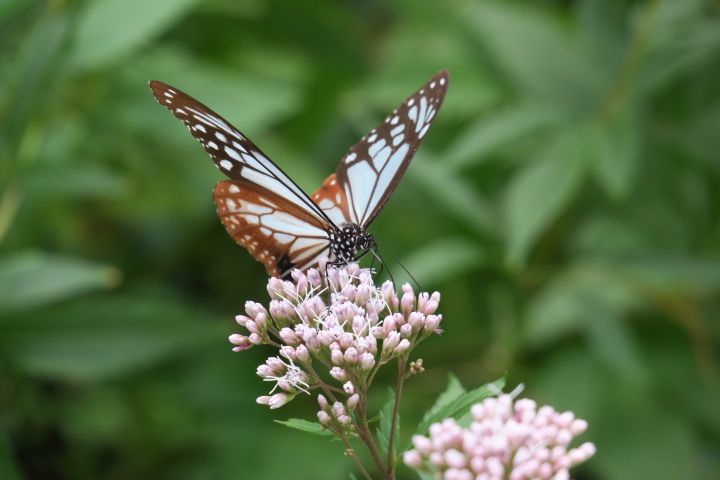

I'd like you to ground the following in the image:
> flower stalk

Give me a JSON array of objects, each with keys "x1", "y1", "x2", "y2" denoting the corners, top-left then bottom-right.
[{"x1": 229, "y1": 262, "x2": 443, "y2": 479}]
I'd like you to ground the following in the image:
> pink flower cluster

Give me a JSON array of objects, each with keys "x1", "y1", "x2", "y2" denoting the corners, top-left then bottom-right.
[
  {"x1": 229, "y1": 262, "x2": 442, "y2": 415},
  {"x1": 404, "y1": 394, "x2": 595, "y2": 480}
]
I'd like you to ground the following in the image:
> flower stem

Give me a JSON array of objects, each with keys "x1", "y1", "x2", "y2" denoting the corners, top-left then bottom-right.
[
  {"x1": 339, "y1": 436, "x2": 373, "y2": 480},
  {"x1": 356, "y1": 397, "x2": 391, "y2": 478},
  {"x1": 387, "y1": 357, "x2": 406, "y2": 477}
]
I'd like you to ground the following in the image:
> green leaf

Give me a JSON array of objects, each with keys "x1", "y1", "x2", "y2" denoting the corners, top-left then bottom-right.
[
  {"x1": 0, "y1": 252, "x2": 120, "y2": 314},
  {"x1": 19, "y1": 163, "x2": 129, "y2": 199},
  {"x1": 274, "y1": 419, "x2": 333, "y2": 437},
  {"x1": 376, "y1": 388, "x2": 396, "y2": 457},
  {"x1": 588, "y1": 111, "x2": 641, "y2": 201},
  {"x1": 445, "y1": 103, "x2": 563, "y2": 170},
  {"x1": 582, "y1": 308, "x2": 647, "y2": 384},
  {"x1": 403, "y1": 240, "x2": 485, "y2": 284},
  {"x1": 410, "y1": 155, "x2": 496, "y2": 236},
  {"x1": 505, "y1": 131, "x2": 590, "y2": 267},
  {"x1": 0, "y1": 432, "x2": 21, "y2": 480},
  {"x1": 71, "y1": 0, "x2": 200, "y2": 69},
  {"x1": 464, "y1": 2, "x2": 604, "y2": 112},
  {"x1": 124, "y1": 47, "x2": 307, "y2": 133},
  {"x1": 419, "y1": 374, "x2": 466, "y2": 429},
  {"x1": 0, "y1": 294, "x2": 222, "y2": 381},
  {"x1": 413, "y1": 377, "x2": 504, "y2": 438},
  {"x1": 525, "y1": 263, "x2": 641, "y2": 347}
]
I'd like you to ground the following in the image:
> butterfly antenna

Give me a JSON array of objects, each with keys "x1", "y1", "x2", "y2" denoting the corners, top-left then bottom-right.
[
  {"x1": 370, "y1": 247, "x2": 395, "y2": 288},
  {"x1": 374, "y1": 240, "x2": 422, "y2": 291}
]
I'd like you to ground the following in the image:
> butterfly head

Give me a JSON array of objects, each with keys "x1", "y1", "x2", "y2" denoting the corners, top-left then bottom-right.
[{"x1": 355, "y1": 230, "x2": 375, "y2": 253}]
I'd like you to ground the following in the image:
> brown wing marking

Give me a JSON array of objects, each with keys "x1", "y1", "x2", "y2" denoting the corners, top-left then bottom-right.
[
  {"x1": 214, "y1": 180, "x2": 330, "y2": 277},
  {"x1": 310, "y1": 173, "x2": 353, "y2": 227}
]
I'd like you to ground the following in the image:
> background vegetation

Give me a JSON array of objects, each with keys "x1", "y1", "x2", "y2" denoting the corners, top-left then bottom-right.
[{"x1": 1, "y1": 0, "x2": 719, "y2": 478}]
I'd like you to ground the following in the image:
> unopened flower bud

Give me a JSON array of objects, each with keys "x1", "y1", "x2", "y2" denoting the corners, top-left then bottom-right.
[
  {"x1": 424, "y1": 314, "x2": 441, "y2": 332},
  {"x1": 408, "y1": 311, "x2": 424, "y2": 329},
  {"x1": 279, "y1": 328, "x2": 300, "y2": 345},
  {"x1": 317, "y1": 394, "x2": 329, "y2": 410},
  {"x1": 401, "y1": 283, "x2": 415, "y2": 316},
  {"x1": 339, "y1": 332, "x2": 354, "y2": 349},
  {"x1": 394, "y1": 338, "x2": 411, "y2": 354},
  {"x1": 235, "y1": 314, "x2": 250, "y2": 326},
  {"x1": 344, "y1": 347, "x2": 359, "y2": 364},
  {"x1": 295, "y1": 344, "x2": 310, "y2": 362},
  {"x1": 229, "y1": 334, "x2": 252, "y2": 351},
  {"x1": 383, "y1": 331, "x2": 401, "y2": 354},
  {"x1": 317, "y1": 410, "x2": 332, "y2": 425},
  {"x1": 409, "y1": 358, "x2": 425, "y2": 375},
  {"x1": 330, "y1": 367, "x2": 347, "y2": 382},
  {"x1": 254, "y1": 312, "x2": 268, "y2": 330},
  {"x1": 404, "y1": 450, "x2": 423, "y2": 468},
  {"x1": 360, "y1": 352, "x2": 376, "y2": 370},
  {"x1": 331, "y1": 349, "x2": 344, "y2": 365},
  {"x1": 347, "y1": 393, "x2": 360, "y2": 410},
  {"x1": 332, "y1": 402, "x2": 346, "y2": 418},
  {"x1": 279, "y1": 345, "x2": 296, "y2": 360},
  {"x1": 268, "y1": 392, "x2": 292, "y2": 409}
]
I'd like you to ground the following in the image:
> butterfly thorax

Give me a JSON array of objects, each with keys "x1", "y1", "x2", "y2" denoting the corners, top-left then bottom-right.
[{"x1": 329, "y1": 224, "x2": 375, "y2": 263}]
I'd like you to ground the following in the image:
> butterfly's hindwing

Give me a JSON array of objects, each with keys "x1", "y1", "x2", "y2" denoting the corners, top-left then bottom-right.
[
  {"x1": 334, "y1": 71, "x2": 449, "y2": 227},
  {"x1": 214, "y1": 180, "x2": 331, "y2": 276}
]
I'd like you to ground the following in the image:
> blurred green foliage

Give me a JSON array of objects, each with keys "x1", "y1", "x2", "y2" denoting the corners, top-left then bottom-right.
[{"x1": 1, "y1": 0, "x2": 719, "y2": 478}]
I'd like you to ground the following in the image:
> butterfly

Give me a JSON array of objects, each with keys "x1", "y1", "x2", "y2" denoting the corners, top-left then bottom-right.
[{"x1": 149, "y1": 71, "x2": 449, "y2": 278}]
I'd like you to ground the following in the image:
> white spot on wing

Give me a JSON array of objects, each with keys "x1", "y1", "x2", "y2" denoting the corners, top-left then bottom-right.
[
  {"x1": 416, "y1": 97, "x2": 428, "y2": 133},
  {"x1": 368, "y1": 139, "x2": 386, "y2": 157},
  {"x1": 347, "y1": 161, "x2": 375, "y2": 221},
  {"x1": 408, "y1": 106, "x2": 418, "y2": 122},
  {"x1": 225, "y1": 146, "x2": 242, "y2": 161},
  {"x1": 220, "y1": 160, "x2": 233, "y2": 170},
  {"x1": 374, "y1": 146, "x2": 392, "y2": 170},
  {"x1": 366, "y1": 143, "x2": 410, "y2": 220},
  {"x1": 390, "y1": 124, "x2": 404, "y2": 136}
]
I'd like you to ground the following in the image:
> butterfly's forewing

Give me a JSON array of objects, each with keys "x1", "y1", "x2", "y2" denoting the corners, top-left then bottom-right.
[
  {"x1": 149, "y1": 80, "x2": 330, "y2": 224},
  {"x1": 324, "y1": 71, "x2": 449, "y2": 227},
  {"x1": 214, "y1": 180, "x2": 331, "y2": 276}
]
